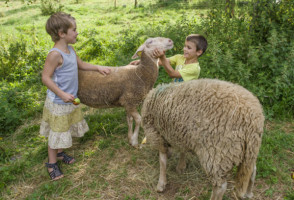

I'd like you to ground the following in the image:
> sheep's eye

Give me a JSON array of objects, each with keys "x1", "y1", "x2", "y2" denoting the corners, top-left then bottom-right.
[{"x1": 147, "y1": 40, "x2": 153, "y2": 44}]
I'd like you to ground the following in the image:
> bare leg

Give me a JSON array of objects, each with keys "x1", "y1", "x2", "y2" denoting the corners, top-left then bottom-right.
[
  {"x1": 210, "y1": 181, "x2": 227, "y2": 200},
  {"x1": 157, "y1": 151, "x2": 168, "y2": 192},
  {"x1": 48, "y1": 146, "x2": 58, "y2": 164},
  {"x1": 57, "y1": 148, "x2": 75, "y2": 164},
  {"x1": 176, "y1": 152, "x2": 186, "y2": 174},
  {"x1": 48, "y1": 146, "x2": 64, "y2": 180},
  {"x1": 245, "y1": 165, "x2": 256, "y2": 198}
]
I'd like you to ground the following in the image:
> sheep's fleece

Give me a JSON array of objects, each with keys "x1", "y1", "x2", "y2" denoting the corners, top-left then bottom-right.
[{"x1": 141, "y1": 79, "x2": 264, "y2": 200}]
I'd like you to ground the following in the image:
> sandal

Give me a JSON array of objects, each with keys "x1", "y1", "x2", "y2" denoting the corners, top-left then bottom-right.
[
  {"x1": 46, "y1": 162, "x2": 63, "y2": 180},
  {"x1": 57, "y1": 151, "x2": 75, "y2": 164}
]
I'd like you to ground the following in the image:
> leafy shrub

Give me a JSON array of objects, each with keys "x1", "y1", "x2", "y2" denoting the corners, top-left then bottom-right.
[
  {"x1": 0, "y1": 39, "x2": 46, "y2": 82},
  {"x1": 0, "y1": 81, "x2": 44, "y2": 136},
  {"x1": 202, "y1": 0, "x2": 294, "y2": 118},
  {"x1": 249, "y1": 0, "x2": 294, "y2": 43},
  {"x1": 40, "y1": 0, "x2": 63, "y2": 16},
  {"x1": 0, "y1": 37, "x2": 46, "y2": 135}
]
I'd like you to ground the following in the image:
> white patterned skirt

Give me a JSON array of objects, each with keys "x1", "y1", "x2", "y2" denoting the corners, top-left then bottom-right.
[{"x1": 40, "y1": 97, "x2": 89, "y2": 149}]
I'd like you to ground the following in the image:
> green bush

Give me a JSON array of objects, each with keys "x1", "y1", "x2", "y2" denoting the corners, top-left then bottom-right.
[
  {"x1": 0, "y1": 81, "x2": 44, "y2": 136},
  {"x1": 0, "y1": 39, "x2": 46, "y2": 82},
  {"x1": 40, "y1": 0, "x2": 63, "y2": 16},
  {"x1": 0, "y1": 37, "x2": 46, "y2": 135}
]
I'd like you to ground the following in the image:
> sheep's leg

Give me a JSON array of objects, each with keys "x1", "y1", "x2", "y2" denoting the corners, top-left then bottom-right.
[
  {"x1": 244, "y1": 165, "x2": 256, "y2": 199},
  {"x1": 126, "y1": 108, "x2": 141, "y2": 147},
  {"x1": 167, "y1": 147, "x2": 173, "y2": 158},
  {"x1": 210, "y1": 181, "x2": 227, "y2": 200},
  {"x1": 157, "y1": 150, "x2": 168, "y2": 192},
  {"x1": 235, "y1": 161, "x2": 255, "y2": 198},
  {"x1": 176, "y1": 152, "x2": 186, "y2": 174},
  {"x1": 126, "y1": 114, "x2": 134, "y2": 145}
]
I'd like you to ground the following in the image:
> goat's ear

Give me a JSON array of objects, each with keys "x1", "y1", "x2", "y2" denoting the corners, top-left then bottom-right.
[{"x1": 132, "y1": 44, "x2": 145, "y2": 59}]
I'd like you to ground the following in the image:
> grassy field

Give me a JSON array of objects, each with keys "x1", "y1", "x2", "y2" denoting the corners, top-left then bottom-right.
[{"x1": 0, "y1": 0, "x2": 293, "y2": 199}]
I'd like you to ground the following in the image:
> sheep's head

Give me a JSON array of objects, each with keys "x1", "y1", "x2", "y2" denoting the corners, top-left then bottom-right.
[{"x1": 132, "y1": 37, "x2": 174, "y2": 59}]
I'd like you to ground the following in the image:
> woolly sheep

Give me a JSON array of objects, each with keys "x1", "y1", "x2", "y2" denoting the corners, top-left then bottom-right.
[
  {"x1": 141, "y1": 79, "x2": 264, "y2": 200},
  {"x1": 78, "y1": 37, "x2": 173, "y2": 147}
]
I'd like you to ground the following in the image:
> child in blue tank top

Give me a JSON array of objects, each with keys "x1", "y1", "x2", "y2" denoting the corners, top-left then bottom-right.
[{"x1": 40, "y1": 12, "x2": 111, "y2": 180}]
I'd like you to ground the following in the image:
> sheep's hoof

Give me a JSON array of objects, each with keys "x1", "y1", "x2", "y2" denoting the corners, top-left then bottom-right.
[
  {"x1": 176, "y1": 162, "x2": 186, "y2": 174},
  {"x1": 130, "y1": 136, "x2": 139, "y2": 147},
  {"x1": 244, "y1": 192, "x2": 253, "y2": 199},
  {"x1": 130, "y1": 141, "x2": 139, "y2": 148},
  {"x1": 176, "y1": 166, "x2": 185, "y2": 174},
  {"x1": 156, "y1": 181, "x2": 166, "y2": 192}
]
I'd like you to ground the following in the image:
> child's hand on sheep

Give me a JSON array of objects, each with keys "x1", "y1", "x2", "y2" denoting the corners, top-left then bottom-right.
[
  {"x1": 129, "y1": 60, "x2": 140, "y2": 65},
  {"x1": 97, "y1": 66, "x2": 111, "y2": 75},
  {"x1": 153, "y1": 49, "x2": 166, "y2": 59}
]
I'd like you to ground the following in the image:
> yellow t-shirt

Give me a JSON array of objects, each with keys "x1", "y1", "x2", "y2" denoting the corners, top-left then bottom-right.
[{"x1": 169, "y1": 54, "x2": 200, "y2": 82}]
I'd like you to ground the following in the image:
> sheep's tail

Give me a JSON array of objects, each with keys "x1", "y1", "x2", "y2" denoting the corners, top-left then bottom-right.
[{"x1": 235, "y1": 127, "x2": 263, "y2": 198}]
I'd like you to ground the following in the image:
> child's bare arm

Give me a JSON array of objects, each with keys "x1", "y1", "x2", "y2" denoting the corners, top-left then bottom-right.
[
  {"x1": 73, "y1": 47, "x2": 111, "y2": 75},
  {"x1": 77, "y1": 56, "x2": 111, "y2": 75},
  {"x1": 153, "y1": 49, "x2": 182, "y2": 78}
]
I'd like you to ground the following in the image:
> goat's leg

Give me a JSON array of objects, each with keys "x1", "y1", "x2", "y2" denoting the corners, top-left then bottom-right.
[
  {"x1": 176, "y1": 152, "x2": 186, "y2": 174},
  {"x1": 157, "y1": 150, "x2": 168, "y2": 192},
  {"x1": 210, "y1": 181, "x2": 227, "y2": 200},
  {"x1": 126, "y1": 108, "x2": 141, "y2": 147}
]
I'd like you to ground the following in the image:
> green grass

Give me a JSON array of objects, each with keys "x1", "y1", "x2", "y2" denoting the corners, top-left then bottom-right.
[
  {"x1": 0, "y1": 0, "x2": 294, "y2": 199},
  {"x1": 1, "y1": 112, "x2": 293, "y2": 199}
]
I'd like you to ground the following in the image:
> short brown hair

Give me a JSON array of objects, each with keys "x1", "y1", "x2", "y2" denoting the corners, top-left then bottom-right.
[
  {"x1": 186, "y1": 34, "x2": 208, "y2": 57},
  {"x1": 46, "y1": 12, "x2": 75, "y2": 42}
]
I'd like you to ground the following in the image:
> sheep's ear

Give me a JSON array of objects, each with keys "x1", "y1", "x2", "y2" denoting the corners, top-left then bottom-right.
[{"x1": 132, "y1": 44, "x2": 145, "y2": 59}]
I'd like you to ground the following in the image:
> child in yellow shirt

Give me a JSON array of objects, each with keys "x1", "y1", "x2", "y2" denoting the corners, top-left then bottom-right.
[{"x1": 154, "y1": 34, "x2": 207, "y2": 82}]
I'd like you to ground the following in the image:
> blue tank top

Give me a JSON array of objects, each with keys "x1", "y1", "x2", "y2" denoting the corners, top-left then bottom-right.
[{"x1": 47, "y1": 46, "x2": 78, "y2": 105}]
